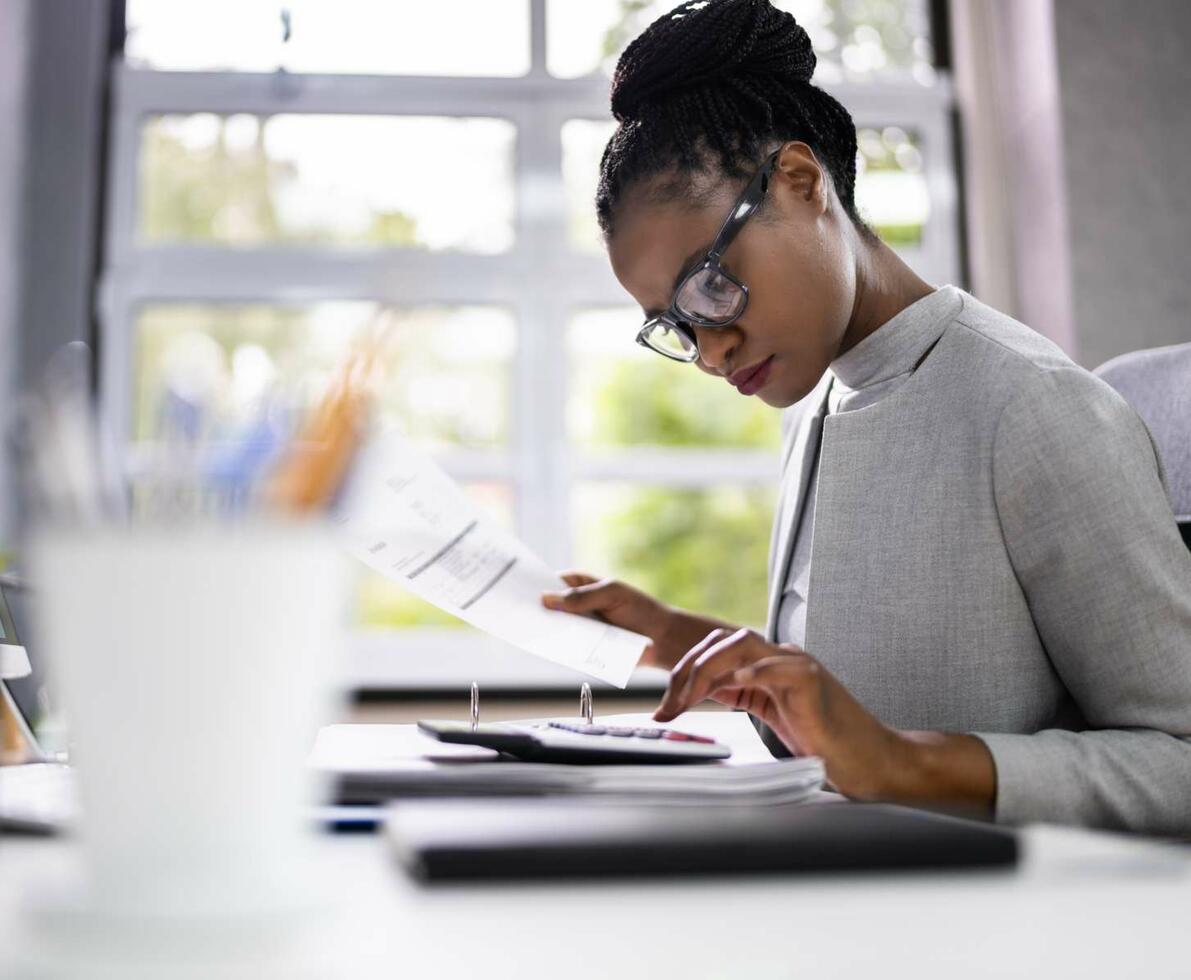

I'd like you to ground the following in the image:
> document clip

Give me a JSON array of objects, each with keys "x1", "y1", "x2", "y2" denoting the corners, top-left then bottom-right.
[
  {"x1": 470, "y1": 681, "x2": 480, "y2": 731},
  {"x1": 579, "y1": 682, "x2": 593, "y2": 725}
]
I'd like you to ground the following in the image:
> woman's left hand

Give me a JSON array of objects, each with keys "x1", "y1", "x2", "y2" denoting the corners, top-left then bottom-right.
[{"x1": 653, "y1": 627, "x2": 911, "y2": 801}]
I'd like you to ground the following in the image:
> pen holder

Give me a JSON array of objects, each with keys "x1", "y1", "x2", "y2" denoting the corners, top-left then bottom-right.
[{"x1": 29, "y1": 522, "x2": 348, "y2": 920}]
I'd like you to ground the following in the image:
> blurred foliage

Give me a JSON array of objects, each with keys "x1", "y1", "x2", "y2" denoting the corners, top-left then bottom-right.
[
  {"x1": 820, "y1": 0, "x2": 932, "y2": 74},
  {"x1": 582, "y1": 356, "x2": 779, "y2": 628},
  {"x1": 357, "y1": 570, "x2": 463, "y2": 629},
  {"x1": 600, "y1": 0, "x2": 930, "y2": 77},
  {"x1": 590, "y1": 357, "x2": 779, "y2": 450},
  {"x1": 135, "y1": 304, "x2": 511, "y2": 447},
  {"x1": 588, "y1": 485, "x2": 775, "y2": 630},
  {"x1": 600, "y1": 0, "x2": 655, "y2": 61},
  {"x1": 140, "y1": 116, "x2": 421, "y2": 246}
]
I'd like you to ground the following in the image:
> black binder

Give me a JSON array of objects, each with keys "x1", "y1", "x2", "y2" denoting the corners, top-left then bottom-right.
[{"x1": 387, "y1": 798, "x2": 1018, "y2": 882}]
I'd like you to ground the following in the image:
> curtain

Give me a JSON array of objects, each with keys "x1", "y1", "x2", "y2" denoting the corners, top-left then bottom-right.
[{"x1": 949, "y1": 0, "x2": 1076, "y2": 356}]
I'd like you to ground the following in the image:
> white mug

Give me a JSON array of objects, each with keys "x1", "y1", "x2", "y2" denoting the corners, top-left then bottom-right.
[{"x1": 30, "y1": 522, "x2": 348, "y2": 919}]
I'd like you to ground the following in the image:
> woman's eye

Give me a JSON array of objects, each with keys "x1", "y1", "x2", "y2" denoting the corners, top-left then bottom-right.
[{"x1": 701, "y1": 271, "x2": 731, "y2": 296}]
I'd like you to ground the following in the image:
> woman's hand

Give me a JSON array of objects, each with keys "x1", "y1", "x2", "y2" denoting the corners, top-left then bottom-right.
[
  {"x1": 654, "y1": 627, "x2": 996, "y2": 810},
  {"x1": 541, "y1": 573, "x2": 733, "y2": 672}
]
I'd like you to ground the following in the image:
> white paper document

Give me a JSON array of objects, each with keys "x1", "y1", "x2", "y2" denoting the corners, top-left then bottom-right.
[{"x1": 336, "y1": 432, "x2": 648, "y2": 687}]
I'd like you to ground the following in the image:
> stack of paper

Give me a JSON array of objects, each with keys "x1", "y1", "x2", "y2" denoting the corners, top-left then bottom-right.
[
  {"x1": 330, "y1": 756, "x2": 824, "y2": 807},
  {"x1": 313, "y1": 712, "x2": 825, "y2": 807}
]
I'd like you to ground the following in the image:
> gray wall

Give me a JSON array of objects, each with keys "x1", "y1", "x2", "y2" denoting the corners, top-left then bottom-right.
[
  {"x1": 1054, "y1": 0, "x2": 1191, "y2": 369},
  {"x1": 0, "y1": 0, "x2": 111, "y2": 551},
  {"x1": 0, "y1": 0, "x2": 30, "y2": 551},
  {"x1": 17, "y1": 0, "x2": 111, "y2": 381}
]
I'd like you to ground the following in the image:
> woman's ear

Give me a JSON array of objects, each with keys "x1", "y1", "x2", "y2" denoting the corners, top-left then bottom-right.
[{"x1": 773, "y1": 141, "x2": 828, "y2": 215}]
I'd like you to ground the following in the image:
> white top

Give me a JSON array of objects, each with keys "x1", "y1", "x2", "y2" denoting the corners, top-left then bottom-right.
[{"x1": 774, "y1": 286, "x2": 964, "y2": 648}]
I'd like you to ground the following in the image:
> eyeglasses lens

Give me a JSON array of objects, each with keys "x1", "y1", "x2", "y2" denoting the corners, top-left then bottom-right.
[
  {"x1": 641, "y1": 319, "x2": 698, "y2": 361},
  {"x1": 674, "y1": 266, "x2": 745, "y2": 323}
]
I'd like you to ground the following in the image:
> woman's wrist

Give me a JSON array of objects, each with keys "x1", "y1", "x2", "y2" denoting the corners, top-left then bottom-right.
[
  {"x1": 656, "y1": 607, "x2": 733, "y2": 667},
  {"x1": 880, "y1": 730, "x2": 997, "y2": 816}
]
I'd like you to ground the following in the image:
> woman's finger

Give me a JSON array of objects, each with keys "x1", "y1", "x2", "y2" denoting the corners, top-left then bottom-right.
[
  {"x1": 655, "y1": 628, "x2": 733, "y2": 718},
  {"x1": 729, "y1": 655, "x2": 821, "y2": 719},
  {"x1": 669, "y1": 656, "x2": 816, "y2": 755},
  {"x1": 541, "y1": 578, "x2": 621, "y2": 615},
  {"x1": 674, "y1": 629, "x2": 772, "y2": 714},
  {"x1": 656, "y1": 628, "x2": 763, "y2": 721},
  {"x1": 557, "y1": 570, "x2": 600, "y2": 589}
]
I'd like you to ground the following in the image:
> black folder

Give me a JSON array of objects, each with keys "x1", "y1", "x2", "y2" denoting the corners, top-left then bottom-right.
[{"x1": 387, "y1": 798, "x2": 1018, "y2": 882}]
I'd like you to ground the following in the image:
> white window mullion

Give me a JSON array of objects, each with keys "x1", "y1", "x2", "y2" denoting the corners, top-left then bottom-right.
[
  {"x1": 512, "y1": 102, "x2": 571, "y2": 567},
  {"x1": 528, "y1": 0, "x2": 548, "y2": 78}
]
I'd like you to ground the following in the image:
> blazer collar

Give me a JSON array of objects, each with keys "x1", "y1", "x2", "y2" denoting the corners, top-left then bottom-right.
[{"x1": 829, "y1": 285, "x2": 962, "y2": 394}]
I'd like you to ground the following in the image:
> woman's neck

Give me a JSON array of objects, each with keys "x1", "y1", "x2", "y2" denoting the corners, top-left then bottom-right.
[{"x1": 837, "y1": 236, "x2": 935, "y2": 358}]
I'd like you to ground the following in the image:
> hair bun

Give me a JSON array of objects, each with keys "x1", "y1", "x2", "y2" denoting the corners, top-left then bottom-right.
[{"x1": 611, "y1": 0, "x2": 816, "y2": 124}]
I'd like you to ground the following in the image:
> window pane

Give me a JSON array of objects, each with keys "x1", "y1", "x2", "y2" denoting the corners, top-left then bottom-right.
[
  {"x1": 139, "y1": 114, "x2": 515, "y2": 252},
  {"x1": 574, "y1": 483, "x2": 776, "y2": 630},
  {"x1": 547, "y1": 0, "x2": 933, "y2": 84},
  {"x1": 855, "y1": 126, "x2": 929, "y2": 247},
  {"x1": 562, "y1": 119, "x2": 617, "y2": 254},
  {"x1": 133, "y1": 303, "x2": 515, "y2": 450},
  {"x1": 125, "y1": 0, "x2": 530, "y2": 76},
  {"x1": 357, "y1": 481, "x2": 515, "y2": 629},
  {"x1": 568, "y1": 309, "x2": 780, "y2": 449}
]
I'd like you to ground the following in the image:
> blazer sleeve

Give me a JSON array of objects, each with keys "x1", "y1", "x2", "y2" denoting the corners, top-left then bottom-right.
[{"x1": 976, "y1": 367, "x2": 1191, "y2": 834}]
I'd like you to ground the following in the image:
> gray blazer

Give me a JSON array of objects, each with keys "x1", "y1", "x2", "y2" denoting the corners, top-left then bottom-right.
[{"x1": 758, "y1": 288, "x2": 1191, "y2": 834}]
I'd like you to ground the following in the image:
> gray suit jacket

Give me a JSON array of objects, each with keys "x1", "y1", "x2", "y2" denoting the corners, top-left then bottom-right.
[{"x1": 757, "y1": 289, "x2": 1191, "y2": 834}]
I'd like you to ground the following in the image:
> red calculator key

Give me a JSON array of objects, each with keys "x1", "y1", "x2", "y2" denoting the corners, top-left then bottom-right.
[{"x1": 661, "y1": 731, "x2": 692, "y2": 742}]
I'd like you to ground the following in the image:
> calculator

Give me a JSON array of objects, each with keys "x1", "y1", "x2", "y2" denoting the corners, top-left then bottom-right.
[{"x1": 416, "y1": 720, "x2": 732, "y2": 765}]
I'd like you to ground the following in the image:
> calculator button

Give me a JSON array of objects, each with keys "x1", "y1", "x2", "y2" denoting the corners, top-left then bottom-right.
[
  {"x1": 605, "y1": 727, "x2": 635, "y2": 737},
  {"x1": 633, "y1": 729, "x2": 663, "y2": 739},
  {"x1": 575, "y1": 725, "x2": 607, "y2": 735},
  {"x1": 661, "y1": 731, "x2": 692, "y2": 742}
]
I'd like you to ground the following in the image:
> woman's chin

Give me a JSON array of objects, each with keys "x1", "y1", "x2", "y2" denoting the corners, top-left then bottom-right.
[{"x1": 762, "y1": 366, "x2": 821, "y2": 408}]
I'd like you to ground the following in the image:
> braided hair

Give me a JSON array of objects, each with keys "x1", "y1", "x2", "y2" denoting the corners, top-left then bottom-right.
[{"x1": 596, "y1": 0, "x2": 874, "y2": 241}]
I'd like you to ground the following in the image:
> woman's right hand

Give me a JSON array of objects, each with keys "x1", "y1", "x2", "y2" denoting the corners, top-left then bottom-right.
[{"x1": 541, "y1": 572, "x2": 731, "y2": 673}]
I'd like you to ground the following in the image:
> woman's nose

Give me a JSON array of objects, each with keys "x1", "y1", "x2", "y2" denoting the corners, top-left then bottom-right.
[{"x1": 692, "y1": 324, "x2": 738, "y2": 374}]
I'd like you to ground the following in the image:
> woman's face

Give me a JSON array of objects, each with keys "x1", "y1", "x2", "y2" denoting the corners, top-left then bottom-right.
[{"x1": 606, "y1": 143, "x2": 857, "y2": 409}]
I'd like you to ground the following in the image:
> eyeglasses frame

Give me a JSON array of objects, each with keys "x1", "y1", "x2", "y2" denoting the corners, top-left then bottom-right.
[{"x1": 635, "y1": 148, "x2": 783, "y2": 362}]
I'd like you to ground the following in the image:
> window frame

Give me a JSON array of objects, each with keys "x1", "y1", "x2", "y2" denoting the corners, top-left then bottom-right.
[{"x1": 99, "y1": 0, "x2": 961, "y2": 689}]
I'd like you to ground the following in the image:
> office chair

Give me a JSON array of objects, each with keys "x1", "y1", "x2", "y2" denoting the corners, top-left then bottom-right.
[{"x1": 1095, "y1": 342, "x2": 1191, "y2": 549}]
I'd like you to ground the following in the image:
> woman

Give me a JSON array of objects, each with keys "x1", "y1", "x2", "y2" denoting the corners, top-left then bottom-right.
[{"x1": 542, "y1": 0, "x2": 1191, "y2": 833}]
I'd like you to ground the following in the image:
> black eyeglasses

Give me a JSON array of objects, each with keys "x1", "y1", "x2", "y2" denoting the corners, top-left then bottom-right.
[{"x1": 636, "y1": 149, "x2": 781, "y2": 362}]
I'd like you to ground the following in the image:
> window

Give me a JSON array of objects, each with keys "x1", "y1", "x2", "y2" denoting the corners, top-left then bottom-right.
[{"x1": 102, "y1": 0, "x2": 961, "y2": 689}]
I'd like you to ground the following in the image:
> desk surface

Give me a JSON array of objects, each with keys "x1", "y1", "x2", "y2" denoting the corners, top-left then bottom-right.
[
  {"x1": 3, "y1": 823, "x2": 1190, "y2": 979},
  {"x1": 4, "y1": 710, "x2": 1190, "y2": 978}
]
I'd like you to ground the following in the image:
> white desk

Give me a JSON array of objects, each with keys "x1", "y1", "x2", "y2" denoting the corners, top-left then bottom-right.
[
  {"x1": 4, "y1": 710, "x2": 1190, "y2": 978},
  {"x1": 3, "y1": 822, "x2": 1189, "y2": 978}
]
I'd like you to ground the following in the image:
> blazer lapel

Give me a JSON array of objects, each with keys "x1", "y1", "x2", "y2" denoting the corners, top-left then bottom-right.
[{"x1": 765, "y1": 376, "x2": 833, "y2": 642}]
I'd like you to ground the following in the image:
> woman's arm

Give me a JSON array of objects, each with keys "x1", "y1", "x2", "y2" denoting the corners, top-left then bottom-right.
[
  {"x1": 974, "y1": 369, "x2": 1191, "y2": 833},
  {"x1": 652, "y1": 626, "x2": 997, "y2": 814},
  {"x1": 545, "y1": 577, "x2": 1000, "y2": 814},
  {"x1": 542, "y1": 573, "x2": 736, "y2": 672}
]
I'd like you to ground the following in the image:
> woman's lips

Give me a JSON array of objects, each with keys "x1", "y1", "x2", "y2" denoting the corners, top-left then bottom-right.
[{"x1": 730, "y1": 355, "x2": 774, "y2": 396}]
